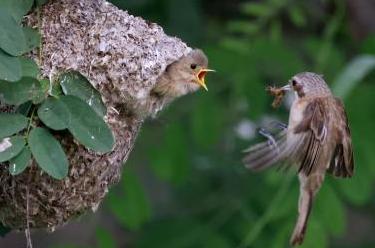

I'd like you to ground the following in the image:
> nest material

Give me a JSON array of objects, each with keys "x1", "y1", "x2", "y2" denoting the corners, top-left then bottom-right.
[{"x1": 0, "y1": 0, "x2": 190, "y2": 230}]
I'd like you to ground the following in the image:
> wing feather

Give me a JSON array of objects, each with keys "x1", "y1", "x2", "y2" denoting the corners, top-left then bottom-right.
[{"x1": 327, "y1": 98, "x2": 354, "y2": 177}]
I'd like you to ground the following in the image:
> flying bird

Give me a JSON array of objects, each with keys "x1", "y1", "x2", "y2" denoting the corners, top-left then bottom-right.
[{"x1": 243, "y1": 72, "x2": 354, "y2": 246}]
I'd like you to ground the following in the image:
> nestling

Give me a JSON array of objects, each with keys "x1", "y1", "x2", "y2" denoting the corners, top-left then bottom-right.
[
  {"x1": 130, "y1": 49, "x2": 213, "y2": 118},
  {"x1": 243, "y1": 72, "x2": 354, "y2": 246}
]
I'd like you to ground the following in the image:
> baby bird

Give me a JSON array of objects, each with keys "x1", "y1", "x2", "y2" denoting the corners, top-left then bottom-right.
[
  {"x1": 129, "y1": 49, "x2": 213, "y2": 119},
  {"x1": 243, "y1": 72, "x2": 354, "y2": 246}
]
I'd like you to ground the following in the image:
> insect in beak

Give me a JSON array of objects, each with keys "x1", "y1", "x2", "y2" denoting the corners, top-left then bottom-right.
[{"x1": 195, "y1": 69, "x2": 215, "y2": 91}]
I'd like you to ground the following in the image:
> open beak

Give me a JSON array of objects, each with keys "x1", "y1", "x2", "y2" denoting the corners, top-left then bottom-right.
[{"x1": 195, "y1": 69, "x2": 215, "y2": 91}]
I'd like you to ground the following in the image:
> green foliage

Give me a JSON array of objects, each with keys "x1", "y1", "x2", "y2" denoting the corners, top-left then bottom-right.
[
  {"x1": 0, "y1": 113, "x2": 28, "y2": 139},
  {"x1": 0, "y1": 9, "x2": 27, "y2": 56},
  {"x1": 0, "y1": 50, "x2": 21, "y2": 81},
  {"x1": 332, "y1": 55, "x2": 375, "y2": 98},
  {"x1": 0, "y1": 136, "x2": 26, "y2": 162},
  {"x1": 59, "y1": 71, "x2": 107, "y2": 117},
  {"x1": 0, "y1": 77, "x2": 43, "y2": 105},
  {"x1": 38, "y1": 95, "x2": 114, "y2": 152},
  {"x1": 28, "y1": 127, "x2": 69, "y2": 179},
  {"x1": 96, "y1": 228, "x2": 117, "y2": 248},
  {"x1": 9, "y1": 146, "x2": 31, "y2": 175},
  {"x1": 149, "y1": 123, "x2": 190, "y2": 184},
  {"x1": 0, "y1": 1, "x2": 114, "y2": 182},
  {"x1": 107, "y1": 169, "x2": 151, "y2": 230},
  {"x1": 0, "y1": 0, "x2": 34, "y2": 23}
]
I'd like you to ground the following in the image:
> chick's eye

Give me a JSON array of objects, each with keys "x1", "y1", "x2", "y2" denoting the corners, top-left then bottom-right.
[
  {"x1": 190, "y1": 64, "x2": 197, "y2": 70},
  {"x1": 291, "y1": 80, "x2": 297, "y2": 86}
]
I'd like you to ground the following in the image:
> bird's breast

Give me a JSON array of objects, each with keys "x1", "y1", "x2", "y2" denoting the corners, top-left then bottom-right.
[{"x1": 288, "y1": 99, "x2": 307, "y2": 129}]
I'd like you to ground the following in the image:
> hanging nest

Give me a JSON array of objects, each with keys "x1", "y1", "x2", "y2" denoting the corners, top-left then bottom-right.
[{"x1": 0, "y1": 0, "x2": 190, "y2": 230}]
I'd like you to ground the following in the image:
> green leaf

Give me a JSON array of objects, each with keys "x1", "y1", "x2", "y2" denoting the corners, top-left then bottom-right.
[
  {"x1": 0, "y1": 77, "x2": 44, "y2": 105},
  {"x1": 299, "y1": 219, "x2": 327, "y2": 248},
  {"x1": 19, "y1": 57, "x2": 40, "y2": 78},
  {"x1": 61, "y1": 95, "x2": 114, "y2": 152},
  {"x1": 96, "y1": 228, "x2": 116, "y2": 248},
  {"x1": 0, "y1": 136, "x2": 26, "y2": 162},
  {"x1": 107, "y1": 170, "x2": 151, "y2": 230},
  {"x1": 9, "y1": 147, "x2": 31, "y2": 175},
  {"x1": 227, "y1": 21, "x2": 259, "y2": 35},
  {"x1": 0, "y1": 0, "x2": 34, "y2": 23},
  {"x1": 241, "y1": 3, "x2": 270, "y2": 17},
  {"x1": 288, "y1": 6, "x2": 306, "y2": 27},
  {"x1": 0, "y1": 9, "x2": 26, "y2": 56},
  {"x1": 22, "y1": 27, "x2": 41, "y2": 53},
  {"x1": 0, "y1": 49, "x2": 21, "y2": 81},
  {"x1": 38, "y1": 96, "x2": 114, "y2": 152},
  {"x1": 59, "y1": 71, "x2": 107, "y2": 117},
  {"x1": 28, "y1": 127, "x2": 69, "y2": 179},
  {"x1": 314, "y1": 183, "x2": 345, "y2": 235},
  {"x1": 332, "y1": 55, "x2": 375, "y2": 98},
  {"x1": 0, "y1": 113, "x2": 28, "y2": 139},
  {"x1": 191, "y1": 94, "x2": 223, "y2": 149},
  {"x1": 16, "y1": 101, "x2": 32, "y2": 116},
  {"x1": 38, "y1": 97, "x2": 70, "y2": 130},
  {"x1": 36, "y1": 0, "x2": 48, "y2": 7},
  {"x1": 150, "y1": 123, "x2": 189, "y2": 184}
]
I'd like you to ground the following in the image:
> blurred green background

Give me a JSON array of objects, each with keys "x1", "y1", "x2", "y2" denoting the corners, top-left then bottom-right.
[{"x1": 2, "y1": 0, "x2": 375, "y2": 247}]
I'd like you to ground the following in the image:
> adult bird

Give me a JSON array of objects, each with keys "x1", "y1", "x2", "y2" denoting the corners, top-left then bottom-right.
[{"x1": 243, "y1": 72, "x2": 354, "y2": 246}]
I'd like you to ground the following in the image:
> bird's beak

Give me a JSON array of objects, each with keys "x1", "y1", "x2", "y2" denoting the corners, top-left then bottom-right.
[
  {"x1": 195, "y1": 69, "x2": 215, "y2": 91},
  {"x1": 281, "y1": 84, "x2": 292, "y2": 91}
]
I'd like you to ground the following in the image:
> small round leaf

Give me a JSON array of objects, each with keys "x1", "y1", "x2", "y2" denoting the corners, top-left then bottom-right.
[
  {"x1": 59, "y1": 71, "x2": 107, "y2": 117},
  {"x1": 0, "y1": 9, "x2": 26, "y2": 56},
  {"x1": 9, "y1": 147, "x2": 31, "y2": 175},
  {"x1": 0, "y1": 49, "x2": 21, "y2": 82},
  {"x1": 19, "y1": 57, "x2": 40, "y2": 78},
  {"x1": 61, "y1": 96, "x2": 114, "y2": 153},
  {"x1": 22, "y1": 27, "x2": 40, "y2": 53},
  {"x1": 0, "y1": 113, "x2": 28, "y2": 139},
  {"x1": 38, "y1": 98, "x2": 70, "y2": 130},
  {"x1": 0, "y1": 77, "x2": 44, "y2": 105},
  {"x1": 28, "y1": 127, "x2": 69, "y2": 180},
  {"x1": 0, "y1": 136, "x2": 26, "y2": 162}
]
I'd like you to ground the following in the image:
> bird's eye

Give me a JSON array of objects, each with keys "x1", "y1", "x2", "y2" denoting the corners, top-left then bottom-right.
[
  {"x1": 190, "y1": 64, "x2": 197, "y2": 70},
  {"x1": 291, "y1": 80, "x2": 297, "y2": 86}
]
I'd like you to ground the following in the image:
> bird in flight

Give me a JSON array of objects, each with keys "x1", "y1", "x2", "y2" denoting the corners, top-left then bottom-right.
[{"x1": 243, "y1": 72, "x2": 354, "y2": 246}]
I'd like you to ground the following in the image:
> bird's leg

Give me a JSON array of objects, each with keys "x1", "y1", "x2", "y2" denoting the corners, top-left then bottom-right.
[
  {"x1": 258, "y1": 128, "x2": 278, "y2": 150},
  {"x1": 290, "y1": 173, "x2": 324, "y2": 246}
]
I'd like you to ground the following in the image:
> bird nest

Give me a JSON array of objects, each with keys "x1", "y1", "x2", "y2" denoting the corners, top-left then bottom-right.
[
  {"x1": 0, "y1": 106, "x2": 139, "y2": 230},
  {"x1": 0, "y1": 0, "x2": 190, "y2": 230}
]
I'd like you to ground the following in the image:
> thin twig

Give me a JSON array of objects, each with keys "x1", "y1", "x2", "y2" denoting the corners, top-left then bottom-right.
[{"x1": 25, "y1": 167, "x2": 34, "y2": 248}]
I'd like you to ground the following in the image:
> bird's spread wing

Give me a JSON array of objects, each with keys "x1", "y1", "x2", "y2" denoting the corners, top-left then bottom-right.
[
  {"x1": 327, "y1": 98, "x2": 354, "y2": 177},
  {"x1": 292, "y1": 98, "x2": 328, "y2": 176},
  {"x1": 242, "y1": 129, "x2": 288, "y2": 171}
]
